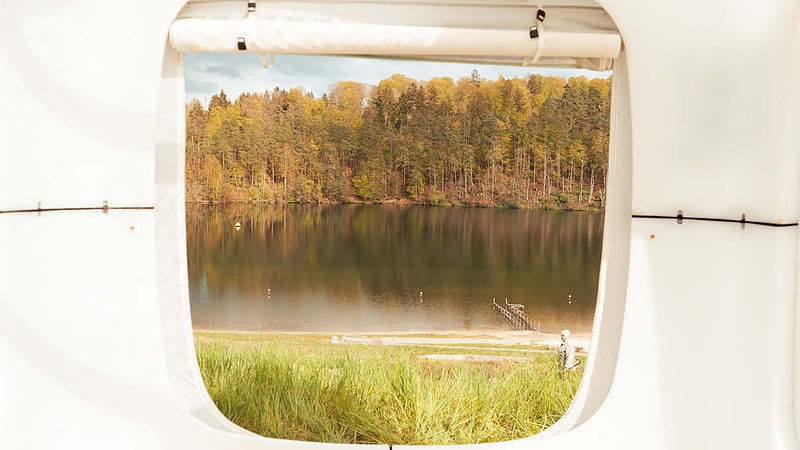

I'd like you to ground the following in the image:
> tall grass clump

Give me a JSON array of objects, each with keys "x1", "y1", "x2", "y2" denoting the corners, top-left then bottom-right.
[{"x1": 195, "y1": 334, "x2": 582, "y2": 445}]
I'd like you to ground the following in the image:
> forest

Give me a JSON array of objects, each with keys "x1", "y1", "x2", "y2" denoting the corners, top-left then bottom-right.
[{"x1": 185, "y1": 70, "x2": 611, "y2": 210}]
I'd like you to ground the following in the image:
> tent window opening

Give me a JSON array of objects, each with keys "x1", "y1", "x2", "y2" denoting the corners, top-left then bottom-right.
[{"x1": 173, "y1": 0, "x2": 622, "y2": 445}]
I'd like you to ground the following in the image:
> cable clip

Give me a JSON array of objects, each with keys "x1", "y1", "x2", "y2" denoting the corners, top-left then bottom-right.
[
  {"x1": 529, "y1": 8, "x2": 546, "y2": 39},
  {"x1": 677, "y1": 210, "x2": 683, "y2": 224},
  {"x1": 247, "y1": 2, "x2": 256, "y2": 13},
  {"x1": 527, "y1": 6, "x2": 547, "y2": 66}
]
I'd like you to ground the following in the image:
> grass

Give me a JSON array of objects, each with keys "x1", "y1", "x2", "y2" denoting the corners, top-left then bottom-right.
[{"x1": 195, "y1": 332, "x2": 583, "y2": 445}]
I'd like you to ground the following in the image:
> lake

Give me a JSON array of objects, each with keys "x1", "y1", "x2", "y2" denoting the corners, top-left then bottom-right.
[{"x1": 187, "y1": 204, "x2": 603, "y2": 335}]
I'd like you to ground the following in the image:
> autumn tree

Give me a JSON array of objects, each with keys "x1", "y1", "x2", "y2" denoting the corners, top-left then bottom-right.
[{"x1": 185, "y1": 72, "x2": 611, "y2": 210}]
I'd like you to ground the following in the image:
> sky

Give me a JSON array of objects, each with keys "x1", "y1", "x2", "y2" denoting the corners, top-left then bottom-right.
[{"x1": 185, "y1": 53, "x2": 611, "y2": 105}]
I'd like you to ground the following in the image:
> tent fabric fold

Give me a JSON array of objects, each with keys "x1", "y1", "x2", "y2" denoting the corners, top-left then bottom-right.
[{"x1": 170, "y1": 0, "x2": 620, "y2": 70}]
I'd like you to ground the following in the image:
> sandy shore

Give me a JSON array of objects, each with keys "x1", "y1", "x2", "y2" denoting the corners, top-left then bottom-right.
[
  {"x1": 194, "y1": 328, "x2": 592, "y2": 353},
  {"x1": 354, "y1": 330, "x2": 592, "y2": 352}
]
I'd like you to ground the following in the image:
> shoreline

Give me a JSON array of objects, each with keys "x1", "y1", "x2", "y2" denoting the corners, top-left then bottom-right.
[
  {"x1": 193, "y1": 328, "x2": 592, "y2": 353},
  {"x1": 185, "y1": 200, "x2": 605, "y2": 213}
]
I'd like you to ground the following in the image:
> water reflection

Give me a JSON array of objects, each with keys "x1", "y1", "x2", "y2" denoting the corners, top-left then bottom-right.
[{"x1": 187, "y1": 204, "x2": 603, "y2": 334}]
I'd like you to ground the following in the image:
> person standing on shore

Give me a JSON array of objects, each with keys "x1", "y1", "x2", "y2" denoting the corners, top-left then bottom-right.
[{"x1": 558, "y1": 329, "x2": 576, "y2": 371}]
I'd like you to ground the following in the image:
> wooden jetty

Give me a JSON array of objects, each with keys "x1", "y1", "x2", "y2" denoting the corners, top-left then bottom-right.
[{"x1": 492, "y1": 298, "x2": 540, "y2": 332}]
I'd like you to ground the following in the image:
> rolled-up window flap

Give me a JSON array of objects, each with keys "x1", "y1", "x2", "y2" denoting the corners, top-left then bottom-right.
[
  {"x1": 169, "y1": 18, "x2": 620, "y2": 68},
  {"x1": 170, "y1": 0, "x2": 620, "y2": 69}
]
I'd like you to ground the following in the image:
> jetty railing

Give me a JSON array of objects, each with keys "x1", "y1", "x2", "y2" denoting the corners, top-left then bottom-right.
[{"x1": 492, "y1": 297, "x2": 540, "y2": 332}]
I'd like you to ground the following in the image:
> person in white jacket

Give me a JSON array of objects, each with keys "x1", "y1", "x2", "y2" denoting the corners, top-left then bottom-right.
[{"x1": 558, "y1": 329, "x2": 576, "y2": 371}]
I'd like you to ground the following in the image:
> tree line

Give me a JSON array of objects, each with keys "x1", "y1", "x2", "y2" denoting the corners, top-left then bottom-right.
[{"x1": 185, "y1": 70, "x2": 611, "y2": 210}]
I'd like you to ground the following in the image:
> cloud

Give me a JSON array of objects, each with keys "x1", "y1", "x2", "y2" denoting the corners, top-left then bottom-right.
[
  {"x1": 185, "y1": 78, "x2": 219, "y2": 95},
  {"x1": 184, "y1": 53, "x2": 612, "y2": 105},
  {"x1": 204, "y1": 64, "x2": 242, "y2": 79}
]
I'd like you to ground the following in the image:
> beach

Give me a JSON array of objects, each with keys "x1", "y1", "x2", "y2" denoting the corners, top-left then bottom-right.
[{"x1": 194, "y1": 328, "x2": 592, "y2": 353}]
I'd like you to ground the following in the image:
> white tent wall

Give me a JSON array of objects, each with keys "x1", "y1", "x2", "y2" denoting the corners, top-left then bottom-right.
[
  {"x1": 544, "y1": 49, "x2": 632, "y2": 434},
  {"x1": 1, "y1": 1, "x2": 800, "y2": 450}
]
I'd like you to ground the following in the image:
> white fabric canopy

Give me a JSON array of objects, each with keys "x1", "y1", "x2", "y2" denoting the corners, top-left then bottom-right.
[{"x1": 170, "y1": 0, "x2": 621, "y2": 70}]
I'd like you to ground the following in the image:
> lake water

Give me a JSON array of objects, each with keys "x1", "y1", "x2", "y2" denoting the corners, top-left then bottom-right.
[{"x1": 187, "y1": 204, "x2": 603, "y2": 335}]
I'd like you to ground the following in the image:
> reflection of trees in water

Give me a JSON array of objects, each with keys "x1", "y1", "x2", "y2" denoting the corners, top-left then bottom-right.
[{"x1": 186, "y1": 204, "x2": 603, "y2": 312}]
